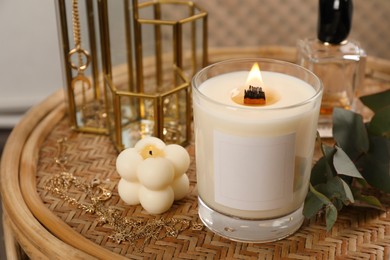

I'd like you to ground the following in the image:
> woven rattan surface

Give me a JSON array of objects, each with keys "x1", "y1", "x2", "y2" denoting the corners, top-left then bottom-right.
[
  {"x1": 36, "y1": 118, "x2": 390, "y2": 260},
  {"x1": 3, "y1": 47, "x2": 390, "y2": 259}
]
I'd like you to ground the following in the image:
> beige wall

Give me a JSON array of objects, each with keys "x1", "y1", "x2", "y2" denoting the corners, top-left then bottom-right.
[
  {"x1": 195, "y1": 0, "x2": 390, "y2": 59},
  {"x1": 0, "y1": 0, "x2": 62, "y2": 127}
]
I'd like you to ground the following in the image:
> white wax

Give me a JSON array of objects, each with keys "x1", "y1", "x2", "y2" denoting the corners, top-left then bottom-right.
[
  {"x1": 199, "y1": 71, "x2": 315, "y2": 109},
  {"x1": 193, "y1": 71, "x2": 320, "y2": 219},
  {"x1": 116, "y1": 137, "x2": 190, "y2": 215}
]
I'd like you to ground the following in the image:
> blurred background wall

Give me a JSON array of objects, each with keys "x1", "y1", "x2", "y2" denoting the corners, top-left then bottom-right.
[
  {"x1": 0, "y1": 0, "x2": 62, "y2": 128},
  {"x1": 0, "y1": 0, "x2": 389, "y2": 128}
]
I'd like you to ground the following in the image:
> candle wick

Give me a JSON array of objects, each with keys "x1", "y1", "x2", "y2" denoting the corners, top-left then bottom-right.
[
  {"x1": 244, "y1": 85, "x2": 266, "y2": 105},
  {"x1": 149, "y1": 150, "x2": 153, "y2": 156}
]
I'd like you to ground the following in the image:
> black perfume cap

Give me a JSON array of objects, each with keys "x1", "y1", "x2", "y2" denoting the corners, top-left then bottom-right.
[{"x1": 317, "y1": 0, "x2": 353, "y2": 44}]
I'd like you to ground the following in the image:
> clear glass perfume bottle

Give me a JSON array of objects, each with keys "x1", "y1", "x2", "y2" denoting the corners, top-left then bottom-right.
[{"x1": 297, "y1": 0, "x2": 366, "y2": 137}]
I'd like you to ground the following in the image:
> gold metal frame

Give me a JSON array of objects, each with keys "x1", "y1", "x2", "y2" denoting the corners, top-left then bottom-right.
[
  {"x1": 56, "y1": 0, "x2": 107, "y2": 134},
  {"x1": 55, "y1": 0, "x2": 208, "y2": 150}
]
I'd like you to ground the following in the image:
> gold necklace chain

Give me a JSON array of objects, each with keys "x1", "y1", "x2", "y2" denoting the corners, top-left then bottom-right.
[
  {"x1": 44, "y1": 137, "x2": 203, "y2": 251},
  {"x1": 68, "y1": 0, "x2": 90, "y2": 73},
  {"x1": 67, "y1": 0, "x2": 107, "y2": 129},
  {"x1": 71, "y1": 0, "x2": 82, "y2": 50}
]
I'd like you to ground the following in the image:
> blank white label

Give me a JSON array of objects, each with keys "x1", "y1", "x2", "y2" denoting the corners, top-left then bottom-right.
[{"x1": 214, "y1": 131, "x2": 295, "y2": 211}]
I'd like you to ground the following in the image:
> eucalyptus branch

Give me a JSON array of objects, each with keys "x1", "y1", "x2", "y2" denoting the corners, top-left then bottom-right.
[{"x1": 303, "y1": 89, "x2": 390, "y2": 231}]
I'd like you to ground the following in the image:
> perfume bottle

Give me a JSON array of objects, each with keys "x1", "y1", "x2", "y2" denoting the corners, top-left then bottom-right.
[{"x1": 297, "y1": 0, "x2": 366, "y2": 137}]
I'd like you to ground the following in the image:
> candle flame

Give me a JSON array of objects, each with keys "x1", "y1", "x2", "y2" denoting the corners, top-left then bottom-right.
[{"x1": 246, "y1": 63, "x2": 264, "y2": 88}]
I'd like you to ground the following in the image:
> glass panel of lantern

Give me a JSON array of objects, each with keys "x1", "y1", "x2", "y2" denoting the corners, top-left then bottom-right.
[{"x1": 56, "y1": 0, "x2": 207, "y2": 151}]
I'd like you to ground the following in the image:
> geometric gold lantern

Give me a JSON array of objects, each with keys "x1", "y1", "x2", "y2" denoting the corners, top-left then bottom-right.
[
  {"x1": 104, "y1": 0, "x2": 208, "y2": 150},
  {"x1": 56, "y1": 0, "x2": 208, "y2": 150}
]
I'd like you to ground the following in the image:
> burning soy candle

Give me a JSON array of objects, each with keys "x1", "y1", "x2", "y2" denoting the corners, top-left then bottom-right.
[{"x1": 192, "y1": 58, "x2": 323, "y2": 242}]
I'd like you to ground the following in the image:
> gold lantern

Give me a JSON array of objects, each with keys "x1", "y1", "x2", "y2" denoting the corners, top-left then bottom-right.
[{"x1": 56, "y1": 0, "x2": 208, "y2": 150}]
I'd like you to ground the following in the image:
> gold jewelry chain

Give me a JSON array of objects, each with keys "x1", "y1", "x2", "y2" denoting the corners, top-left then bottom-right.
[
  {"x1": 45, "y1": 137, "x2": 203, "y2": 251},
  {"x1": 68, "y1": 0, "x2": 90, "y2": 73},
  {"x1": 72, "y1": 0, "x2": 82, "y2": 50},
  {"x1": 68, "y1": 0, "x2": 107, "y2": 129}
]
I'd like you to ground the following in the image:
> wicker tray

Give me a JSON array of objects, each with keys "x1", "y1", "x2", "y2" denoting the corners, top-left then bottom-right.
[{"x1": 2, "y1": 47, "x2": 390, "y2": 259}]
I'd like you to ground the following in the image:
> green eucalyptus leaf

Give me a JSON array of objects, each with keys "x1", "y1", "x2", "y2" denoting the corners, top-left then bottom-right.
[
  {"x1": 332, "y1": 196, "x2": 344, "y2": 211},
  {"x1": 360, "y1": 89, "x2": 390, "y2": 113},
  {"x1": 308, "y1": 183, "x2": 334, "y2": 205},
  {"x1": 367, "y1": 106, "x2": 390, "y2": 138},
  {"x1": 340, "y1": 178, "x2": 355, "y2": 204},
  {"x1": 304, "y1": 185, "x2": 338, "y2": 231},
  {"x1": 368, "y1": 135, "x2": 390, "y2": 162},
  {"x1": 315, "y1": 176, "x2": 352, "y2": 209},
  {"x1": 314, "y1": 177, "x2": 343, "y2": 199},
  {"x1": 325, "y1": 204, "x2": 338, "y2": 231},
  {"x1": 322, "y1": 143, "x2": 336, "y2": 158},
  {"x1": 333, "y1": 146, "x2": 364, "y2": 179},
  {"x1": 323, "y1": 145, "x2": 337, "y2": 178},
  {"x1": 311, "y1": 157, "x2": 330, "y2": 185},
  {"x1": 332, "y1": 108, "x2": 369, "y2": 160},
  {"x1": 361, "y1": 157, "x2": 390, "y2": 193},
  {"x1": 355, "y1": 178, "x2": 370, "y2": 189},
  {"x1": 353, "y1": 190, "x2": 383, "y2": 210},
  {"x1": 311, "y1": 145, "x2": 336, "y2": 185},
  {"x1": 359, "y1": 136, "x2": 390, "y2": 193},
  {"x1": 303, "y1": 190, "x2": 325, "y2": 219}
]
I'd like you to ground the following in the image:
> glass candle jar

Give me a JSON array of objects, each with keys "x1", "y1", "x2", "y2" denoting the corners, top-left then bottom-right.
[{"x1": 192, "y1": 58, "x2": 323, "y2": 242}]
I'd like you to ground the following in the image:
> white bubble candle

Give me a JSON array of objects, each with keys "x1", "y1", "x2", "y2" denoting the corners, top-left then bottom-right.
[
  {"x1": 116, "y1": 137, "x2": 190, "y2": 214},
  {"x1": 192, "y1": 58, "x2": 323, "y2": 242}
]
